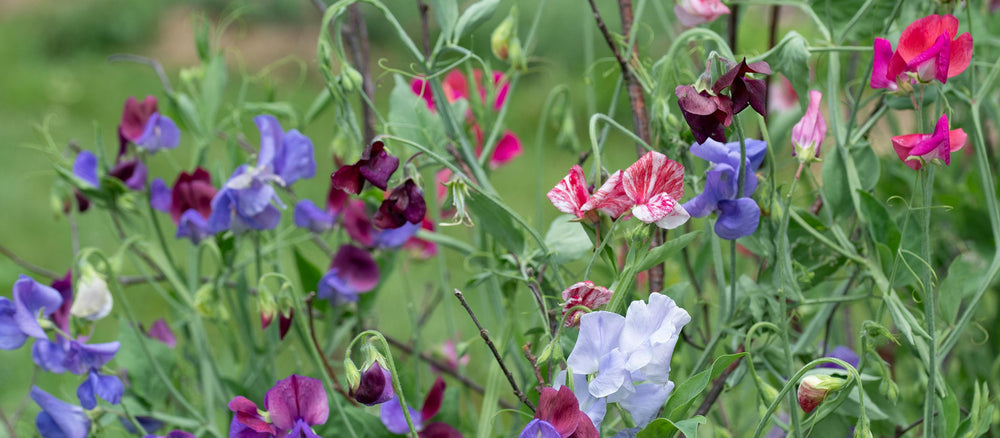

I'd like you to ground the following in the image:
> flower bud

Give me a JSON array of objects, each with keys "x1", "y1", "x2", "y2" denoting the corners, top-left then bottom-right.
[
  {"x1": 258, "y1": 288, "x2": 277, "y2": 330},
  {"x1": 508, "y1": 36, "x2": 527, "y2": 71},
  {"x1": 491, "y1": 12, "x2": 516, "y2": 61},
  {"x1": 70, "y1": 265, "x2": 112, "y2": 321},
  {"x1": 349, "y1": 361, "x2": 395, "y2": 406},
  {"x1": 797, "y1": 374, "x2": 846, "y2": 413},
  {"x1": 791, "y1": 90, "x2": 827, "y2": 162},
  {"x1": 339, "y1": 66, "x2": 364, "y2": 94}
]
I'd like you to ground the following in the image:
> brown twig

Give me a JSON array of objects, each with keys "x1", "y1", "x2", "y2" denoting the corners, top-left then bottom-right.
[
  {"x1": 693, "y1": 345, "x2": 746, "y2": 417},
  {"x1": 343, "y1": 4, "x2": 377, "y2": 143},
  {"x1": 893, "y1": 412, "x2": 939, "y2": 438},
  {"x1": 305, "y1": 293, "x2": 357, "y2": 405},
  {"x1": 0, "y1": 244, "x2": 62, "y2": 280},
  {"x1": 727, "y1": 4, "x2": 740, "y2": 53},
  {"x1": 454, "y1": 289, "x2": 535, "y2": 411},
  {"x1": 522, "y1": 343, "x2": 545, "y2": 386},
  {"x1": 383, "y1": 334, "x2": 517, "y2": 410},
  {"x1": 417, "y1": 0, "x2": 431, "y2": 58}
]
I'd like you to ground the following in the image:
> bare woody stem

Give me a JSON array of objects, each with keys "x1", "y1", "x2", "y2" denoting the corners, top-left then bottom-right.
[
  {"x1": 453, "y1": 289, "x2": 536, "y2": 412},
  {"x1": 417, "y1": 0, "x2": 431, "y2": 58},
  {"x1": 305, "y1": 293, "x2": 357, "y2": 405},
  {"x1": 0, "y1": 243, "x2": 61, "y2": 280},
  {"x1": 342, "y1": 4, "x2": 377, "y2": 143}
]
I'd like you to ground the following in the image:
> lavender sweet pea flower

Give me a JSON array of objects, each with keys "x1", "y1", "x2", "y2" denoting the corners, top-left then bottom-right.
[
  {"x1": 294, "y1": 199, "x2": 336, "y2": 233},
  {"x1": 150, "y1": 178, "x2": 172, "y2": 212},
  {"x1": 0, "y1": 275, "x2": 64, "y2": 349},
  {"x1": 144, "y1": 431, "x2": 196, "y2": 438},
  {"x1": 77, "y1": 369, "x2": 124, "y2": 409},
  {"x1": 177, "y1": 209, "x2": 213, "y2": 243},
  {"x1": 380, "y1": 377, "x2": 460, "y2": 436},
  {"x1": 681, "y1": 138, "x2": 768, "y2": 240},
  {"x1": 31, "y1": 386, "x2": 91, "y2": 438},
  {"x1": 64, "y1": 340, "x2": 120, "y2": 375},
  {"x1": 134, "y1": 112, "x2": 181, "y2": 152},
  {"x1": 207, "y1": 166, "x2": 283, "y2": 233},
  {"x1": 519, "y1": 420, "x2": 560, "y2": 438},
  {"x1": 73, "y1": 151, "x2": 100, "y2": 188},
  {"x1": 32, "y1": 338, "x2": 70, "y2": 373},
  {"x1": 255, "y1": 115, "x2": 316, "y2": 186},
  {"x1": 318, "y1": 245, "x2": 380, "y2": 304}
]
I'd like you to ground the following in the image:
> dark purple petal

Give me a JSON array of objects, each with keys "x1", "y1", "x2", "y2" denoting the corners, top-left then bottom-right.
[
  {"x1": 32, "y1": 338, "x2": 69, "y2": 372},
  {"x1": 120, "y1": 96, "x2": 158, "y2": 143},
  {"x1": 165, "y1": 431, "x2": 197, "y2": 438},
  {"x1": 278, "y1": 309, "x2": 293, "y2": 341},
  {"x1": 534, "y1": 386, "x2": 581, "y2": 437},
  {"x1": 0, "y1": 298, "x2": 27, "y2": 350},
  {"x1": 330, "y1": 245, "x2": 380, "y2": 293},
  {"x1": 49, "y1": 273, "x2": 73, "y2": 334},
  {"x1": 146, "y1": 319, "x2": 177, "y2": 348},
  {"x1": 150, "y1": 178, "x2": 172, "y2": 212},
  {"x1": 374, "y1": 180, "x2": 427, "y2": 229},
  {"x1": 420, "y1": 422, "x2": 464, "y2": 438},
  {"x1": 135, "y1": 113, "x2": 181, "y2": 152},
  {"x1": 380, "y1": 397, "x2": 424, "y2": 434},
  {"x1": 177, "y1": 209, "x2": 214, "y2": 243},
  {"x1": 170, "y1": 168, "x2": 216, "y2": 224},
  {"x1": 12, "y1": 275, "x2": 63, "y2": 340},
  {"x1": 519, "y1": 419, "x2": 561, "y2": 438},
  {"x1": 420, "y1": 377, "x2": 446, "y2": 422},
  {"x1": 342, "y1": 200, "x2": 375, "y2": 247},
  {"x1": 715, "y1": 198, "x2": 760, "y2": 240},
  {"x1": 77, "y1": 370, "x2": 124, "y2": 409},
  {"x1": 373, "y1": 221, "x2": 420, "y2": 249},
  {"x1": 73, "y1": 151, "x2": 100, "y2": 188},
  {"x1": 122, "y1": 416, "x2": 164, "y2": 435},
  {"x1": 263, "y1": 375, "x2": 329, "y2": 429},
  {"x1": 327, "y1": 186, "x2": 349, "y2": 215},
  {"x1": 109, "y1": 159, "x2": 148, "y2": 191},
  {"x1": 31, "y1": 386, "x2": 90, "y2": 438},
  {"x1": 358, "y1": 141, "x2": 400, "y2": 190},
  {"x1": 352, "y1": 362, "x2": 395, "y2": 406},
  {"x1": 228, "y1": 416, "x2": 273, "y2": 438},
  {"x1": 820, "y1": 346, "x2": 860, "y2": 370},
  {"x1": 274, "y1": 130, "x2": 316, "y2": 186},
  {"x1": 294, "y1": 200, "x2": 336, "y2": 233}
]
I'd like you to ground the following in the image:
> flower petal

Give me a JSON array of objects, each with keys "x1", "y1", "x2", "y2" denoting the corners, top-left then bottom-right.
[
  {"x1": 380, "y1": 397, "x2": 424, "y2": 434},
  {"x1": 579, "y1": 171, "x2": 631, "y2": 218},
  {"x1": 264, "y1": 375, "x2": 329, "y2": 429},
  {"x1": 547, "y1": 165, "x2": 591, "y2": 218},
  {"x1": 566, "y1": 311, "x2": 625, "y2": 375},
  {"x1": 274, "y1": 129, "x2": 316, "y2": 186},
  {"x1": 631, "y1": 192, "x2": 679, "y2": 224},
  {"x1": 715, "y1": 198, "x2": 761, "y2": 240},
  {"x1": 73, "y1": 151, "x2": 100, "y2": 188}
]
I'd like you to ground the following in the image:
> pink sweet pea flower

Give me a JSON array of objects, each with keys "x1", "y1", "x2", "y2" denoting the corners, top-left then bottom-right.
[
  {"x1": 674, "y1": 0, "x2": 731, "y2": 28},
  {"x1": 891, "y1": 114, "x2": 967, "y2": 171},
  {"x1": 872, "y1": 14, "x2": 973, "y2": 90},
  {"x1": 561, "y1": 281, "x2": 613, "y2": 328},
  {"x1": 579, "y1": 170, "x2": 632, "y2": 219},
  {"x1": 791, "y1": 90, "x2": 827, "y2": 160},
  {"x1": 547, "y1": 165, "x2": 591, "y2": 219}
]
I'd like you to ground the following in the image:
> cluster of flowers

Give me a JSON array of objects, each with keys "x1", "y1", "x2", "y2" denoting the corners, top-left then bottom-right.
[{"x1": 871, "y1": 14, "x2": 971, "y2": 170}]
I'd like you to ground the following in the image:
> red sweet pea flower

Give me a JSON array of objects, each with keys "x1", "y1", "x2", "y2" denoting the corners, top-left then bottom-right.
[
  {"x1": 872, "y1": 14, "x2": 973, "y2": 90},
  {"x1": 891, "y1": 114, "x2": 967, "y2": 171}
]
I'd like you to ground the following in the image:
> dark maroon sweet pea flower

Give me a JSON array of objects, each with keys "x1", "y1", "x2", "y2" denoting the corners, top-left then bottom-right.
[
  {"x1": 351, "y1": 362, "x2": 395, "y2": 406},
  {"x1": 169, "y1": 168, "x2": 217, "y2": 224},
  {"x1": 109, "y1": 159, "x2": 148, "y2": 191},
  {"x1": 342, "y1": 200, "x2": 376, "y2": 247},
  {"x1": 264, "y1": 375, "x2": 329, "y2": 438},
  {"x1": 331, "y1": 140, "x2": 400, "y2": 193},
  {"x1": 675, "y1": 84, "x2": 734, "y2": 144},
  {"x1": 277, "y1": 308, "x2": 294, "y2": 341},
  {"x1": 712, "y1": 58, "x2": 771, "y2": 116},
  {"x1": 373, "y1": 179, "x2": 427, "y2": 229},
  {"x1": 120, "y1": 96, "x2": 158, "y2": 144},
  {"x1": 318, "y1": 245, "x2": 380, "y2": 304},
  {"x1": 380, "y1": 377, "x2": 462, "y2": 437},
  {"x1": 530, "y1": 386, "x2": 599, "y2": 438}
]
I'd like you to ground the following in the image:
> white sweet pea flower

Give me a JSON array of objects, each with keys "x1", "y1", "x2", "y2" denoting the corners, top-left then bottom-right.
[{"x1": 70, "y1": 266, "x2": 113, "y2": 321}]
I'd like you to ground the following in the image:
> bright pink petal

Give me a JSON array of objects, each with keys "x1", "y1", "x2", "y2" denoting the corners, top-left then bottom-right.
[
  {"x1": 490, "y1": 131, "x2": 523, "y2": 168},
  {"x1": 891, "y1": 134, "x2": 925, "y2": 171},
  {"x1": 622, "y1": 151, "x2": 684, "y2": 204},
  {"x1": 442, "y1": 71, "x2": 469, "y2": 102},
  {"x1": 435, "y1": 169, "x2": 452, "y2": 203},
  {"x1": 547, "y1": 165, "x2": 591, "y2": 218},
  {"x1": 411, "y1": 78, "x2": 436, "y2": 110},
  {"x1": 580, "y1": 170, "x2": 632, "y2": 218},
  {"x1": 948, "y1": 128, "x2": 968, "y2": 153},
  {"x1": 905, "y1": 34, "x2": 950, "y2": 83},
  {"x1": 631, "y1": 192, "x2": 679, "y2": 224},
  {"x1": 897, "y1": 15, "x2": 945, "y2": 62},
  {"x1": 871, "y1": 38, "x2": 897, "y2": 90},
  {"x1": 948, "y1": 33, "x2": 973, "y2": 78},
  {"x1": 909, "y1": 114, "x2": 950, "y2": 157}
]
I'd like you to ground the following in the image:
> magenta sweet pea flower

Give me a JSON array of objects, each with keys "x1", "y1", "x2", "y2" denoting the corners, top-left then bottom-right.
[
  {"x1": 791, "y1": 90, "x2": 827, "y2": 160},
  {"x1": 145, "y1": 319, "x2": 177, "y2": 348},
  {"x1": 871, "y1": 14, "x2": 973, "y2": 90},
  {"x1": 31, "y1": 386, "x2": 91, "y2": 438},
  {"x1": 891, "y1": 114, "x2": 967, "y2": 170},
  {"x1": 0, "y1": 275, "x2": 63, "y2": 349},
  {"x1": 229, "y1": 374, "x2": 329, "y2": 438},
  {"x1": 560, "y1": 281, "x2": 613, "y2": 328},
  {"x1": 318, "y1": 245, "x2": 380, "y2": 304},
  {"x1": 674, "y1": 0, "x2": 730, "y2": 27},
  {"x1": 473, "y1": 126, "x2": 523, "y2": 169},
  {"x1": 380, "y1": 377, "x2": 462, "y2": 437}
]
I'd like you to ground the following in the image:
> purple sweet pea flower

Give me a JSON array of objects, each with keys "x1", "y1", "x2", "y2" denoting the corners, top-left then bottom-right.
[
  {"x1": 228, "y1": 396, "x2": 276, "y2": 436},
  {"x1": 294, "y1": 199, "x2": 337, "y2": 233},
  {"x1": 681, "y1": 138, "x2": 768, "y2": 240},
  {"x1": 207, "y1": 166, "x2": 283, "y2": 233},
  {"x1": 144, "y1": 431, "x2": 196, "y2": 438},
  {"x1": 0, "y1": 275, "x2": 64, "y2": 350},
  {"x1": 380, "y1": 377, "x2": 462, "y2": 437},
  {"x1": 134, "y1": 113, "x2": 181, "y2": 152},
  {"x1": 373, "y1": 179, "x2": 427, "y2": 229},
  {"x1": 254, "y1": 115, "x2": 316, "y2": 186},
  {"x1": 373, "y1": 221, "x2": 421, "y2": 249},
  {"x1": 109, "y1": 159, "x2": 148, "y2": 191},
  {"x1": 31, "y1": 386, "x2": 91, "y2": 438},
  {"x1": 318, "y1": 245, "x2": 380, "y2": 304},
  {"x1": 77, "y1": 369, "x2": 124, "y2": 409},
  {"x1": 264, "y1": 375, "x2": 329, "y2": 438},
  {"x1": 32, "y1": 338, "x2": 70, "y2": 373},
  {"x1": 120, "y1": 96, "x2": 180, "y2": 152},
  {"x1": 351, "y1": 362, "x2": 395, "y2": 406},
  {"x1": 64, "y1": 340, "x2": 120, "y2": 375},
  {"x1": 820, "y1": 346, "x2": 860, "y2": 370},
  {"x1": 150, "y1": 178, "x2": 172, "y2": 212},
  {"x1": 73, "y1": 151, "x2": 100, "y2": 188},
  {"x1": 50, "y1": 273, "x2": 73, "y2": 333},
  {"x1": 177, "y1": 209, "x2": 214, "y2": 244},
  {"x1": 563, "y1": 293, "x2": 690, "y2": 428},
  {"x1": 121, "y1": 415, "x2": 165, "y2": 435},
  {"x1": 145, "y1": 319, "x2": 177, "y2": 348},
  {"x1": 519, "y1": 420, "x2": 560, "y2": 438}
]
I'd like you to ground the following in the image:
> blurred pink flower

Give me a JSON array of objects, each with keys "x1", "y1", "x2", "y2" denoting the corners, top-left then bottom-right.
[
  {"x1": 674, "y1": 0, "x2": 731, "y2": 27},
  {"x1": 791, "y1": 90, "x2": 827, "y2": 160}
]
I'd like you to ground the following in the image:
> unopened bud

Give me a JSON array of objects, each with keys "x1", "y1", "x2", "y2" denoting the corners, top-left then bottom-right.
[
  {"x1": 339, "y1": 66, "x2": 364, "y2": 93},
  {"x1": 70, "y1": 264, "x2": 112, "y2": 321},
  {"x1": 797, "y1": 374, "x2": 846, "y2": 413},
  {"x1": 491, "y1": 13, "x2": 516, "y2": 61},
  {"x1": 508, "y1": 36, "x2": 527, "y2": 71},
  {"x1": 350, "y1": 362, "x2": 395, "y2": 406}
]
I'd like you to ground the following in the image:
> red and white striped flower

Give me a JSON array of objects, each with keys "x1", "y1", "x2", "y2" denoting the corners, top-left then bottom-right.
[
  {"x1": 583, "y1": 151, "x2": 689, "y2": 229},
  {"x1": 546, "y1": 165, "x2": 591, "y2": 219}
]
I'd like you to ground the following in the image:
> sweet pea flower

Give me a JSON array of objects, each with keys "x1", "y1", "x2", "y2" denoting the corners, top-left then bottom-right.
[
  {"x1": 560, "y1": 281, "x2": 613, "y2": 328},
  {"x1": 871, "y1": 14, "x2": 972, "y2": 90},
  {"x1": 673, "y1": 0, "x2": 731, "y2": 27},
  {"x1": 150, "y1": 178, "x2": 172, "y2": 212},
  {"x1": 0, "y1": 275, "x2": 63, "y2": 350},
  {"x1": 145, "y1": 431, "x2": 196, "y2": 438},
  {"x1": 331, "y1": 140, "x2": 400, "y2": 193},
  {"x1": 403, "y1": 218, "x2": 439, "y2": 259},
  {"x1": 563, "y1": 293, "x2": 690, "y2": 427},
  {"x1": 675, "y1": 82, "x2": 734, "y2": 144},
  {"x1": 318, "y1": 245, "x2": 380, "y2": 304},
  {"x1": 891, "y1": 113, "x2": 967, "y2": 170},
  {"x1": 119, "y1": 96, "x2": 180, "y2": 152},
  {"x1": 49, "y1": 273, "x2": 74, "y2": 334},
  {"x1": 682, "y1": 138, "x2": 767, "y2": 240},
  {"x1": 78, "y1": 368, "x2": 125, "y2": 409},
  {"x1": 713, "y1": 58, "x2": 771, "y2": 117},
  {"x1": 380, "y1": 377, "x2": 462, "y2": 437},
  {"x1": 819, "y1": 346, "x2": 860, "y2": 370},
  {"x1": 31, "y1": 386, "x2": 91, "y2": 438},
  {"x1": 69, "y1": 265, "x2": 112, "y2": 321},
  {"x1": 294, "y1": 199, "x2": 337, "y2": 233},
  {"x1": 342, "y1": 199, "x2": 420, "y2": 249},
  {"x1": 145, "y1": 319, "x2": 177, "y2": 348},
  {"x1": 473, "y1": 126, "x2": 523, "y2": 169},
  {"x1": 350, "y1": 362, "x2": 395, "y2": 406},
  {"x1": 583, "y1": 151, "x2": 689, "y2": 229},
  {"x1": 108, "y1": 159, "x2": 148, "y2": 191},
  {"x1": 519, "y1": 386, "x2": 599, "y2": 438},
  {"x1": 797, "y1": 375, "x2": 846, "y2": 414},
  {"x1": 72, "y1": 151, "x2": 100, "y2": 188},
  {"x1": 169, "y1": 168, "x2": 217, "y2": 224},
  {"x1": 229, "y1": 374, "x2": 329, "y2": 438},
  {"x1": 373, "y1": 179, "x2": 427, "y2": 229},
  {"x1": 547, "y1": 165, "x2": 592, "y2": 219},
  {"x1": 791, "y1": 90, "x2": 827, "y2": 161}
]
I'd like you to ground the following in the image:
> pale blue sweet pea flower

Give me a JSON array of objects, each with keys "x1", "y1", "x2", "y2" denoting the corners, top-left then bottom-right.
[{"x1": 682, "y1": 138, "x2": 767, "y2": 240}]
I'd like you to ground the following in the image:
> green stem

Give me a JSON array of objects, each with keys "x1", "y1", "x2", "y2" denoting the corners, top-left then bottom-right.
[
  {"x1": 752, "y1": 358, "x2": 867, "y2": 438},
  {"x1": 920, "y1": 167, "x2": 937, "y2": 438}
]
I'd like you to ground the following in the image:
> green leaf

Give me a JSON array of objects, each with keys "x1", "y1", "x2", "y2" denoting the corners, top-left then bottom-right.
[
  {"x1": 466, "y1": 190, "x2": 525, "y2": 254},
  {"x1": 939, "y1": 253, "x2": 987, "y2": 324},
  {"x1": 293, "y1": 249, "x2": 323, "y2": 295},
  {"x1": 388, "y1": 75, "x2": 447, "y2": 149},
  {"x1": 634, "y1": 231, "x2": 700, "y2": 273},
  {"x1": 115, "y1": 319, "x2": 174, "y2": 403},
  {"x1": 432, "y1": 0, "x2": 459, "y2": 42},
  {"x1": 822, "y1": 144, "x2": 851, "y2": 217},
  {"x1": 453, "y1": 0, "x2": 499, "y2": 41},
  {"x1": 662, "y1": 353, "x2": 746, "y2": 420},
  {"x1": 943, "y1": 383, "x2": 961, "y2": 438},
  {"x1": 543, "y1": 215, "x2": 593, "y2": 264},
  {"x1": 321, "y1": 404, "x2": 396, "y2": 438},
  {"x1": 638, "y1": 416, "x2": 707, "y2": 438},
  {"x1": 768, "y1": 31, "x2": 811, "y2": 109},
  {"x1": 850, "y1": 143, "x2": 880, "y2": 191},
  {"x1": 856, "y1": 191, "x2": 900, "y2": 253},
  {"x1": 200, "y1": 55, "x2": 227, "y2": 132}
]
